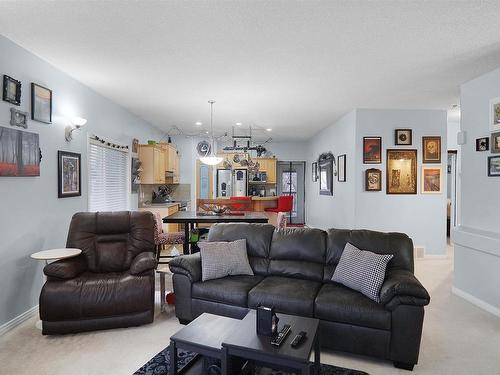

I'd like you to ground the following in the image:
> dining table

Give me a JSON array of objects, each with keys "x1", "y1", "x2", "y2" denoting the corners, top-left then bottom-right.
[{"x1": 162, "y1": 211, "x2": 269, "y2": 255}]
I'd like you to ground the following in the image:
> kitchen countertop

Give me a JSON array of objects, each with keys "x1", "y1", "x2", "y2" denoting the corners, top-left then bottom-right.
[{"x1": 139, "y1": 202, "x2": 181, "y2": 208}]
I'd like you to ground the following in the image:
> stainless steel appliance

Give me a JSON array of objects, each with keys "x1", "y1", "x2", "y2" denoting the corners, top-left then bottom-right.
[
  {"x1": 232, "y1": 168, "x2": 248, "y2": 196},
  {"x1": 216, "y1": 169, "x2": 232, "y2": 197}
]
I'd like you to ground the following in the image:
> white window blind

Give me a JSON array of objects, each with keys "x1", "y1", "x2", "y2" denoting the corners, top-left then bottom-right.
[{"x1": 88, "y1": 141, "x2": 128, "y2": 212}]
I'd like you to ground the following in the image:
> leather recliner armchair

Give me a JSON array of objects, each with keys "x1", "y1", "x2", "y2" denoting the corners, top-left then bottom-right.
[{"x1": 40, "y1": 211, "x2": 156, "y2": 335}]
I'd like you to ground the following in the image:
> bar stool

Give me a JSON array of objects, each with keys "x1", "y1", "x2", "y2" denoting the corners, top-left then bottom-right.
[
  {"x1": 265, "y1": 195, "x2": 294, "y2": 214},
  {"x1": 153, "y1": 212, "x2": 184, "y2": 265}
]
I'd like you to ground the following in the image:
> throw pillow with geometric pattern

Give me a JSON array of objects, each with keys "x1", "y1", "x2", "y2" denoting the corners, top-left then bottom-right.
[
  {"x1": 332, "y1": 242, "x2": 393, "y2": 302},
  {"x1": 199, "y1": 239, "x2": 254, "y2": 282}
]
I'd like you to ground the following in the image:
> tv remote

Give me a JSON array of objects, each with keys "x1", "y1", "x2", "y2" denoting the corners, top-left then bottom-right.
[
  {"x1": 270, "y1": 324, "x2": 291, "y2": 347},
  {"x1": 291, "y1": 331, "x2": 307, "y2": 348}
]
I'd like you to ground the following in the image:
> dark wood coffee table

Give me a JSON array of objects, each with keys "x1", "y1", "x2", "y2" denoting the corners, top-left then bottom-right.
[{"x1": 221, "y1": 310, "x2": 320, "y2": 375}]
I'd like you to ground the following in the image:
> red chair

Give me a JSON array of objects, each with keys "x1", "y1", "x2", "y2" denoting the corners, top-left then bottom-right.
[
  {"x1": 265, "y1": 195, "x2": 294, "y2": 213},
  {"x1": 229, "y1": 196, "x2": 253, "y2": 211}
]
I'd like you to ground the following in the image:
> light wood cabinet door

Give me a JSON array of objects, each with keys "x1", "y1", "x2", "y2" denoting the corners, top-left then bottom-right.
[
  {"x1": 138, "y1": 145, "x2": 166, "y2": 184},
  {"x1": 266, "y1": 158, "x2": 277, "y2": 184}
]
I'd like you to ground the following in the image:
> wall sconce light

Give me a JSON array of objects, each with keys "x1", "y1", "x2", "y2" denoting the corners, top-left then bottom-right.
[{"x1": 65, "y1": 117, "x2": 87, "y2": 142}]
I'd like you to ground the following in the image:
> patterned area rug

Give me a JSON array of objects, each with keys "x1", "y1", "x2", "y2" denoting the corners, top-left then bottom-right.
[{"x1": 134, "y1": 346, "x2": 369, "y2": 375}]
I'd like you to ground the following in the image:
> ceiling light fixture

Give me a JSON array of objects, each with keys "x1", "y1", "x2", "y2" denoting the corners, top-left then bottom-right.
[
  {"x1": 195, "y1": 122, "x2": 202, "y2": 126},
  {"x1": 235, "y1": 122, "x2": 242, "y2": 126},
  {"x1": 266, "y1": 128, "x2": 272, "y2": 132},
  {"x1": 199, "y1": 100, "x2": 223, "y2": 166}
]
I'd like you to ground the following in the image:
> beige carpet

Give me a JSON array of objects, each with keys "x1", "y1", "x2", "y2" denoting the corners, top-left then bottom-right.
[{"x1": 1, "y1": 245, "x2": 499, "y2": 375}]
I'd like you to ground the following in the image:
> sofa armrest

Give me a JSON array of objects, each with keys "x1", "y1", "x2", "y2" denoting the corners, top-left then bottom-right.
[
  {"x1": 43, "y1": 255, "x2": 87, "y2": 279},
  {"x1": 380, "y1": 270, "x2": 430, "y2": 311},
  {"x1": 130, "y1": 252, "x2": 157, "y2": 275},
  {"x1": 169, "y1": 253, "x2": 202, "y2": 282}
]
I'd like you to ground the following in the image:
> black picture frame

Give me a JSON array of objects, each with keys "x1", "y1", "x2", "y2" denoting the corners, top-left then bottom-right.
[
  {"x1": 365, "y1": 168, "x2": 382, "y2": 191},
  {"x1": 2, "y1": 75, "x2": 21, "y2": 106},
  {"x1": 488, "y1": 156, "x2": 500, "y2": 177},
  {"x1": 31, "y1": 83, "x2": 52, "y2": 124},
  {"x1": 312, "y1": 162, "x2": 318, "y2": 182},
  {"x1": 395, "y1": 129, "x2": 412, "y2": 145},
  {"x1": 363, "y1": 137, "x2": 382, "y2": 164},
  {"x1": 58, "y1": 151, "x2": 81, "y2": 198},
  {"x1": 476, "y1": 137, "x2": 489, "y2": 151},
  {"x1": 337, "y1": 154, "x2": 346, "y2": 182}
]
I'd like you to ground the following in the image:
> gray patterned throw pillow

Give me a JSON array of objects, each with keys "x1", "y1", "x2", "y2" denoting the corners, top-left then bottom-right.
[
  {"x1": 332, "y1": 242, "x2": 393, "y2": 302},
  {"x1": 199, "y1": 239, "x2": 254, "y2": 282}
]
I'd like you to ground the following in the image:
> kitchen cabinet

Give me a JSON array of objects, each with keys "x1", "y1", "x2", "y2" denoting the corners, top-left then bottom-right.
[
  {"x1": 138, "y1": 143, "x2": 180, "y2": 184},
  {"x1": 257, "y1": 158, "x2": 277, "y2": 184},
  {"x1": 138, "y1": 145, "x2": 166, "y2": 184},
  {"x1": 139, "y1": 204, "x2": 180, "y2": 233}
]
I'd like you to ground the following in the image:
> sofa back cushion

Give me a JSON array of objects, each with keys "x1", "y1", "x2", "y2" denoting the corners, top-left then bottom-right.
[
  {"x1": 269, "y1": 228, "x2": 326, "y2": 281},
  {"x1": 207, "y1": 223, "x2": 275, "y2": 275},
  {"x1": 324, "y1": 228, "x2": 414, "y2": 281},
  {"x1": 66, "y1": 211, "x2": 155, "y2": 273}
]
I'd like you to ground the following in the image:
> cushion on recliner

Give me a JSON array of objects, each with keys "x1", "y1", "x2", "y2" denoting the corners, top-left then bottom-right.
[
  {"x1": 192, "y1": 275, "x2": 264, "y2": 307},
  {"x1": 268, "y1": 228, "x2": 326, "y2": 281},
  {"x1": 40, "y1": 272, "x2": 153, "y2": 321},
  {"x1": 315, "y1": 283, "x2": 391, "y2": 330},
  {"x1": 248, "y1": 276, "x2": 321, "y2": 317}
]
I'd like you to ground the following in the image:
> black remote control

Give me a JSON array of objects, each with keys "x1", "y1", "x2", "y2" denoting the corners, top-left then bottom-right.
[
  {"x1": 291, "y1": 331, "x2": 307, "y2": 348},
  {"x1": 270, "y1": 324, "x2": 291, "y2": 347}
]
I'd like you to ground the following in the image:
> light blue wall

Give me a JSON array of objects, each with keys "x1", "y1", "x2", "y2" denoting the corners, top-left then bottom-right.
[
  {"x1": 355, "y1": 109, "x2": 448, "y2": 255},
  {"x1": 0, "y1": 35, "x2": 163, "y2": 327},
  {"x1": 453, "y1": 67, "x2": 500, "y2": 315}
]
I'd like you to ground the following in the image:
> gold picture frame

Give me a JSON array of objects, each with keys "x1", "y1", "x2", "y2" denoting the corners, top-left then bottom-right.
[{"x1": 386, "y1": 149, "x2": 417, "y2": 194}]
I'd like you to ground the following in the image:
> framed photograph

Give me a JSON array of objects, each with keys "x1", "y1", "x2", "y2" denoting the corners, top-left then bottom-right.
[
  {"x1": 363, "y1": 137, "x2": 382, "y2": 164},
  {"x1": 132, "y1": 138, "x2": 139, "y2": 153},
  {"x1": 3, "y1": 75, "x2": 21, "y2": 106},
  {"x1": 337, "y1": 154, "x2": 346, "y2": 182},
  {"x1": 31, "y1": 83, "x2": 52, "y2": 124},
  {"x1": 365, "y1": 168, "x2": 382, "y2": 191},
  {"x1": 311, "y1": 162, "x2": 318, "y2": 182},
  {"x1": 0, "y1": 126, "x2": 40, "y2": 176},
  {"x1": 395, "y1": 129, "x2": 412, "y2": 145},
  {"x1": 489, "y1": 97, "x2": 500, "y2": 132},
  {"x1": 488, "y1": 156, "x2": 500, "y2": 177},
  {"x1": 422, "y1": 136, "x2": 441, "y2": 163},
  {"x1": 386, "y1": 149, "x2": 417, "y2": 194},
  {"x1": 476, "y1": 137, "x2": 489, "y2": 152},
  {"x1": 491, "y1": 132, "x2": 500, "y2": 154},
  {"x1": 421, "y1": 166, "x2": 442, "y2": 194},
  {"x1": 10, "y1": 108, "x2": 28, "y2": 128},
  {"x1": 58, "y1": 151, "x2": 81, "y2": 198},
  {"x1": 318, "y1": 155, "x2": 334, "y2": 196}
]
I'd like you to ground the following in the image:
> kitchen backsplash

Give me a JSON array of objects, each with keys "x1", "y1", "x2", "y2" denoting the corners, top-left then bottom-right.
[{"x1": 139, "y1": 184, "x2": 191, "y2": 206}]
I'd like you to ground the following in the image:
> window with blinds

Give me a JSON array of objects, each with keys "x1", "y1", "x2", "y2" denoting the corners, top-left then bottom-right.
[{"x1": 88, "y1": 141, "x2": 128, "y2": 212}]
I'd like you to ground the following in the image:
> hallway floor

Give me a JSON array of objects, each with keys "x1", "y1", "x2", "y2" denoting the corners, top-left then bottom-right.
[{"x1": 1, "y1": 246, "x2": 499, "y2": 375}]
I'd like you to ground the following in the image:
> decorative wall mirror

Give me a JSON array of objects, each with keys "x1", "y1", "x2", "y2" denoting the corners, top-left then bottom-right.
[{"x1": 318, "y1": 152, "x2": 334, "y2": 196}]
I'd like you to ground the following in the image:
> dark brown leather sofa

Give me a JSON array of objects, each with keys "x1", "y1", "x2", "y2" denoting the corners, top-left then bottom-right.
[
  {"x1": 40, "y1": 211, "x2": 156, "y2": 335},
  {"x1": 169, "y1": 223, "x2": 430, "y2": 371}
]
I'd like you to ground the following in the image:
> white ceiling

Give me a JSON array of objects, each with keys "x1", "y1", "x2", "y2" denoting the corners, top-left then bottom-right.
[{"x1": 1, "y1": 1, "x2": 500, "y2": 141}]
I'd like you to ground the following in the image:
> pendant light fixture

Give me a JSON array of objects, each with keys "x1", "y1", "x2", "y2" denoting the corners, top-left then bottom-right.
[{"x1": 199, "y1": 100, "x2": 223, "y2": 166}]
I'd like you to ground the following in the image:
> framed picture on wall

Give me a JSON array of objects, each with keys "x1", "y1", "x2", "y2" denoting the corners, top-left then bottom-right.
[
  {"x1": 312, "y1": 162, "x2": 318, "y2": 182},
  {"x1": 491, "y1": 132, "x2": 500, "y2": 154},
  {"x1": 318, "y1": 153, "x2": 334, "y2": 195},
  {"x1": 363, "y1": 137, "x2": 382, "y2": 164},
  {"x1": 365, "y1": 168, "x2": 382, "y2": 191},
  {"x1": 488, "y1": 156, "x2": 500, "y2": 176},
  {"x1": 0, "y1": 126, "x2": 40, "y2": 176},
  {"x1": 421, "y1": 166, "x2": 442, "y2": 194},
  {"x1": 476, "y1": 137, "x2": 489, "y2": 151},
  {"x1": 31, "y1": 83, "x2": 52, "y2": 124},
  {"x1": 395, "y1": 129, "x2": 412, "y2": 145},
  {"x1": 2, "y1": 75, "x2": 21, "y2": 106},
  {"x1": 489, "y1": 97, "x2": 500, "y2": 132},
  {"x1": 386, "y1": 149, "x2": 417, "y2": 194},
  {"x1": 422, "y1": 136, "x2": 441, "y2": 163},
  {"x1": 337, "y1": 154, "x2": 346, "y2": 182},
  {"x1": 58, "y1": 151, "x2": 81, "y2": 198}
]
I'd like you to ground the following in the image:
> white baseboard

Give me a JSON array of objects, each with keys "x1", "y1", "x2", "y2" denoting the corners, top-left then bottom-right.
[
  {"x1": 0, "y1": 305, "x2": 39, "y2": 336},
  {"x1": 452, "y1": 287, "x2": 500, "y2": 318}
]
